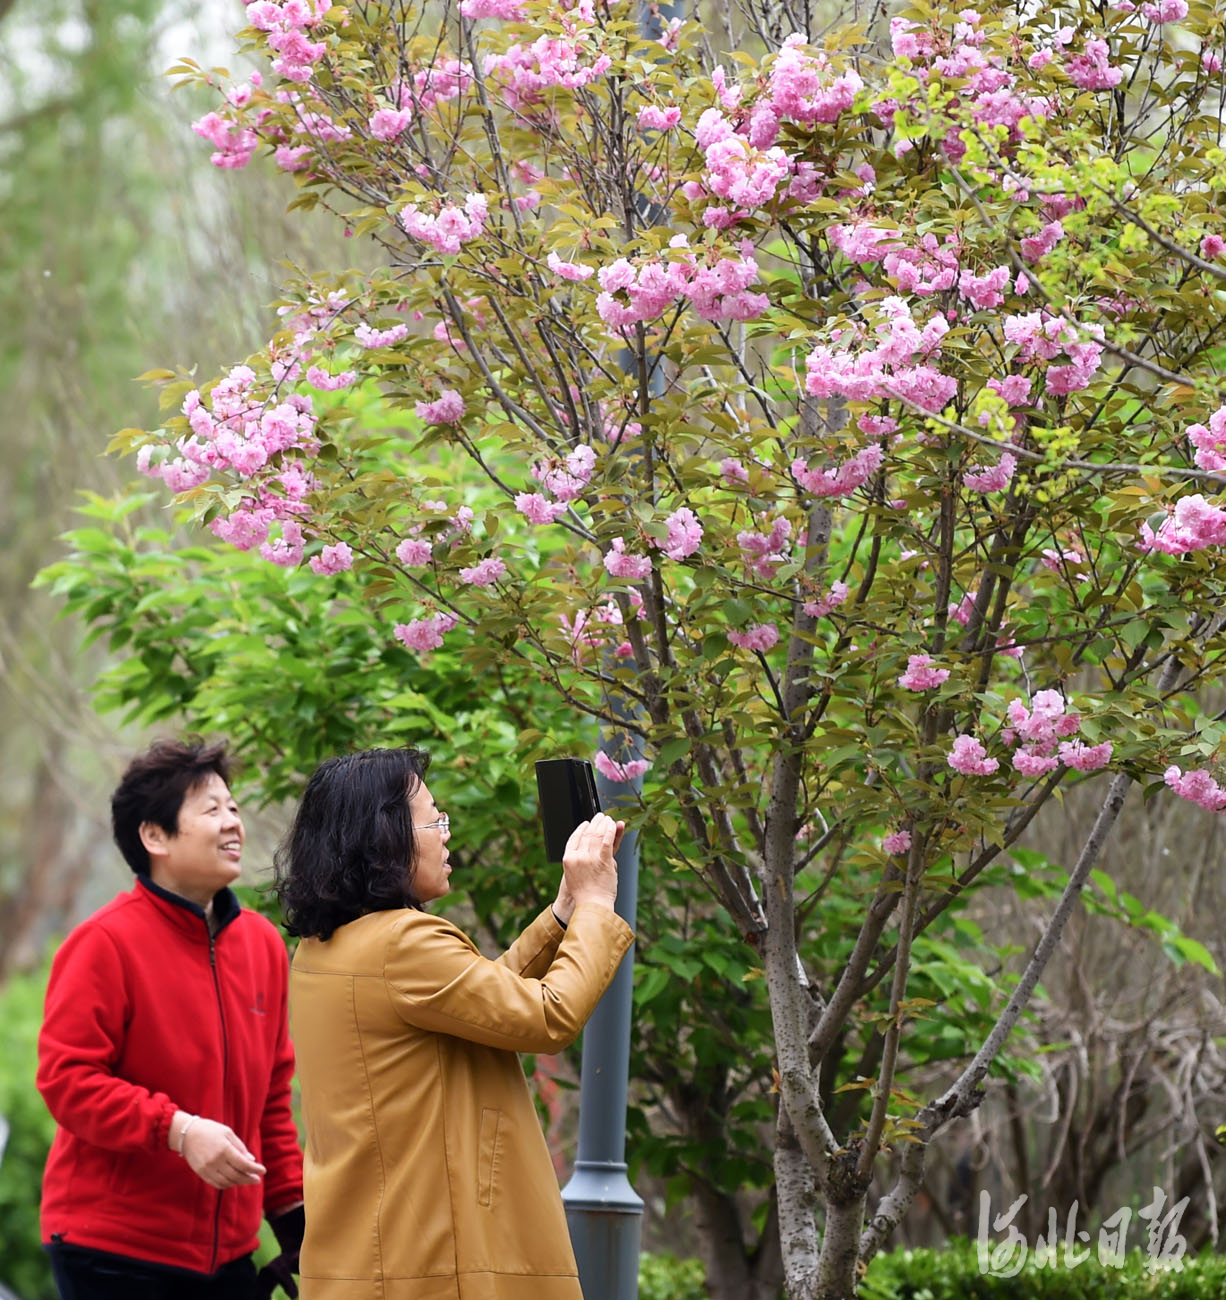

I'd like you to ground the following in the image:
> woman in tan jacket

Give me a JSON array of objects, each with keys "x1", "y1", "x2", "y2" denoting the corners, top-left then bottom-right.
[{"x1": 275, "y1": 747, "x2": 634, "y2": 1300}]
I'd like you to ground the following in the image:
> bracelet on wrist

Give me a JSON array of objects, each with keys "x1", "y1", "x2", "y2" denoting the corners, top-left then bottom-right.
[{"x1": 175, "y1": 1114, "x2": 200, "y2": 1156}]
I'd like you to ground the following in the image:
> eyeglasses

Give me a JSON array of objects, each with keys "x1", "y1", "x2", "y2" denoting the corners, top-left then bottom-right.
[{"x1": 413, "y1": 813, "x2": 450, "y2": 834}]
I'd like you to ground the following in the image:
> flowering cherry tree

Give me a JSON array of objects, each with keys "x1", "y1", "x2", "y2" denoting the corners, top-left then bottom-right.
[{"x1": 121, "y1": 0, "x2": 1226, "y2": 1293}]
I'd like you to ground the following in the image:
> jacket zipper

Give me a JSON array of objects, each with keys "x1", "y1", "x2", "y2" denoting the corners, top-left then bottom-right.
[{"x1": 208, "y1": 930, "x2": 230, "y2": 1274}]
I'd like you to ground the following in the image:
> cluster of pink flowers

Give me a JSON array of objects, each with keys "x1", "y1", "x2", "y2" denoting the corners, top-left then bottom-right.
[
  {"x1": 400, "y1": 194, "x2": 488, "y2": 255},
  {"x1": 879, "y1": 11, "x2": 1053, "y2": 162},
  {"x1": 1003, "y1": 312, "x2": 1104, "y2": 395},
  {"x1": 603, "y1": 538, "x2": 653, "y2": 579},
  {"x1": 459, "y1": 0, "x2": 525, "y2": 18},
  {"x1": 898, "y1": 654, "x2": 950, "y2": 691},
  {"x1": 1066, "y1": 38, "x2": 1124, "y2": 90},
  {"x1": 1004, "y1": 689, "x2": 1112, "y2": 775},
  {"x1": 560, "y1": 597, "x2": 638, "y2": 664},
  {"x1": 638, "y1": 105, "x2": 682, "y2": 131},
  {"x1": 1139, "y1": 494, "x2": 1226, "y2": 555},
  {"x1": 547, "y1": 252, "x2": 595, "y2": 281},
  {"x1": 532, "y1": 444, "x2": 595, "y2": 501},
  {"x1": 515, "y1": 492, "x2": 569, "y2": 525},
  {"x1": 792, "y1": 443, "x2": 884, "y2": 500},
  {"x1": 728, "y1": 623, "x2": 780, "y2": 652},
  {"x1": 369, "y1": 106, "x2": 413, "y2": 141},
  {"x1": 654, "y1": 507, "x2": 704, "y2": 561},
  {"x1": 354, "y1": 322, "x2": 410, "y2": 349},
  {"x1": 1185, "y1": 406, "x2": 1226, "y2": 472},
  {"x1": 137, "y1": 367, "x2": 319, "y2": 503},
  {"x1": 802, "y1": 580, "x2": 849, "y2": 619},
  {"x1": 192, "y1": 110, "x2": 259, "y2": 169},
  {"x1": 595, "y1": 242, "x2": 769, "y2": 331},
  {"x1": 947, "y1": 735, "x2": 1000, "y2": 776},
  {"x1": 415, "y1": 390, "x2": 466, "y2": 424},
  {"x1": 676, "y1": 37, "x2": 858, "y2": 228},
  {"x1": 1164, "y1": 765, "x2": 1226, "y2": 812},
  {"x1": 720, "y1": 457, "x2": 749, "y2": 485},
  {"x1": 394, "y1": 611, "x2": 460, "y2": 653},
  {"x1": 246, "y1": 0, "x2": 331, "y2": 83},
  {"x1": 804, "y1": 297, "x2": 957, "y2": 414},
  {"x1": 594, "y1": 751, "x2": 650, "y2": 783},
  {"x1": 308, "y1": 541, "x2": 354, "y2": 575},
  {"x1": 458, "y1": 556, "x2": 507, "y2": 586},
  {"x1": 484, "y1": 36, "x2": 612, "y2": 112},
  {"x1": 964, "y1": 452, "x2": 1017, "y2": 494},
  {"x1": 737, "y1": 516, "x2": 791, "y2": 577},
  {"x1": 882, "y1": 829, "x2": 912, "y2": 855}
]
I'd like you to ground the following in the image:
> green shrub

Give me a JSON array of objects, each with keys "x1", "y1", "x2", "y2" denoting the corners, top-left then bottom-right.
[
  {"x1": 638, "y1": 1251, "x2": 708, "y2": 1300},
  {"x1": 0, "y1": 960, "x2": 57, "y2": 1300},
  {"x1": 861, "y1": 1239, "x2": 1226, "y2": 1299}
]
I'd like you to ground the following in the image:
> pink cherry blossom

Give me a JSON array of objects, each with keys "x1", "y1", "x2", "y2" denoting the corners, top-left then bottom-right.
[
  {"x1": 395, "y1": 538, "x2": 433, "y2": 567},
  {"x1": 369, "y1": 107, "x2": 413, "y2": 140},
  {"x1": 728, "y1": 623, "x2": 780, "y2": 652},
  {"x1": 459, "y1": 0, "x2": 525, "y2": 17},
  {"x1": 306, "y1": 365, "x2": 357, "y2": 390},
  {"x1": 803, "y1": 580, "x2": 849, "y2": 618},
  {"x1": 308, "y1": 542, "x2": 354, "y2": 575},
  {"x1": 964, "y1": 452, "x2": 1017, "y2": 494},
  {"x1": 354, "y1": 322, "x2": 410, "y2": 348},
  {"x1": 1139, "y1": 494, "x2": 1226, "y2": 554},
  {"x1": 987, "y1": 375, "x2": 1033, "y2": 406},
  {"x1": 1012, "y1": 747, "x2": 1060, "y2": 776},
  {"x1": 1141, "y1": 0, "x2": 1187, "y2": 21},
  {"x1": 400, "y1": 194, "x2": 488, "y2": 255},
  {"x1": 1059, "y1": 739, "x2": 1113, "y2": 771},
  {"x1": 260, "y1": 521, "x2": 305, "y2": 568},
  {"x1": 459, "y1": 556, "x2": 507, "y2": 586},
  {"x1": 594, "y1": 751, "x2": 650, "y2": 783},
  {"x1": 415, "y1": 390, "x2": 465, "y2": 424},
  {"x1": 1202, "y1": 235, "x2": 1225, "y2": 260},
  {"x1": 603, "y1": 538, "x2": 652, "y2": 579},
  {"x1": 1066, "y1": 39, "x2": 1123, "y2": 91},
  {"x1": 546, "y1": 252, "x2": 595, "y2": 281},
  {"x1": 1164, "y1": 765, "x2": 1226, "y2": 811},
  {"x1": 534, "y1": 444, "x2": 595, "y2": 501},
  {"x1": 898, "y1": 654, "x2": 951, "y2": 690},
  {"x1": 882, "y1": 830, "x2": 912, "y2": 855},
  {"x1": 947, "y1": 735, "x2": 999, "y2": 776},
  {"x1": 394, "y1": 611, "x2": 459, "y2": 653},
  {"x1": 737, "y1": 516, "x2": 791, "y2": 577},
  {"x1": 719, "y1": 457, "x2": 749, "y2": 485},
  {"x1": 515, "y1": 492, "x2": 568, "y2": 524},
  {"x1": 792, "y1": 444, "x2": 884, "y2": 499},
  {"x1": 654, "y1": 507, "x2": 704, "y2": 560},
  {"x1": 637, "y1": 105, "x2": 682, "y2": 130}
]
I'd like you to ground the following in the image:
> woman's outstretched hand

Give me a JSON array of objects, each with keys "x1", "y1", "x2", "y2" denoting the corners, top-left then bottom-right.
[{"x1": 555, "y1": 813, "x2": 624, "y2": 920}]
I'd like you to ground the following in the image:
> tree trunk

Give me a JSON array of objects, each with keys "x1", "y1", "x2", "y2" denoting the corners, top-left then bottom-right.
[{"x1": 814, "y1": 1194, "x2": 866, "y2": 1300}]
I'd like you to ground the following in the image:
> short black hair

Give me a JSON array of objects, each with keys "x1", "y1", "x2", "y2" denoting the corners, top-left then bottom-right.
[
  {"x1": 111, "y1": 737, "x2": 235, "y2": 875},
  {"x1": 274, "y1": 747, "x2": 431, "y2": 940}
]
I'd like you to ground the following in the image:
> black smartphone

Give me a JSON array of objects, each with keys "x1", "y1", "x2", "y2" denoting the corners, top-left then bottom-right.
[{"x1": 535, "y1": 758, "x2": 602, "y2": 862}]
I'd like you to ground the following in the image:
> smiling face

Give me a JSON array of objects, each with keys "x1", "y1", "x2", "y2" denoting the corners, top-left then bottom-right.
[
  {"x1": 140, "y1": 771, "x2": 245, "y2": 908},
  {"x1": 408, "y1": 780, "x2": 451, "y2": 903}
]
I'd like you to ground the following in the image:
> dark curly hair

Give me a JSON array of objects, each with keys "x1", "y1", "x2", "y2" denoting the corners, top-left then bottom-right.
[
  {"x1": 111, "y1": 737, "x2": 235, "y2": 875},
  {"x1": 274, "y1": 747, "x2": 432, "y2": 940}
]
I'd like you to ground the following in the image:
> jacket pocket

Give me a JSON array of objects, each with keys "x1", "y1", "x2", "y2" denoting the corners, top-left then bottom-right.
[{"x1": 477, "y1": 1107, "x2": 502, "y2": 1208}]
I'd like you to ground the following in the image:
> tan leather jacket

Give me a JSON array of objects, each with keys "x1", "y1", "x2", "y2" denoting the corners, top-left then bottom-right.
[{"x1": 291, "y1": 902, "x2": 634, "y2": 1300}]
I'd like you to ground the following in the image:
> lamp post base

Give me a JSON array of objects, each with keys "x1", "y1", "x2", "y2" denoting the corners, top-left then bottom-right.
[{"x1": 563, "y1": 1161, "x2": 644, "y2": 1300}]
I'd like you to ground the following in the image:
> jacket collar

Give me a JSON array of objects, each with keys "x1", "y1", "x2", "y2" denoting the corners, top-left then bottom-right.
[{"x1": 135, "y1": 874, "x2": 242, "y2": 940}]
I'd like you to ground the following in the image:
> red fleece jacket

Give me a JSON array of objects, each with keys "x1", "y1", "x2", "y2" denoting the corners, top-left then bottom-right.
[{"x1": 38, "y1": 877, "x2": 303, "y2": 1274}]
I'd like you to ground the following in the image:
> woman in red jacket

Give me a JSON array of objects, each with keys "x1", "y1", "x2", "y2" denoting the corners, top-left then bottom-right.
[{"x1": 37, "y1": 738, "x2": 305, "y2": 1300}]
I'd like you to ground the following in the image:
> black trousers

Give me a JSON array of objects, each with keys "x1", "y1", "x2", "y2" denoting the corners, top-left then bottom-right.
[{"x1": 46, "y1": 1245, "x2": 260, "y2": 1300}]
